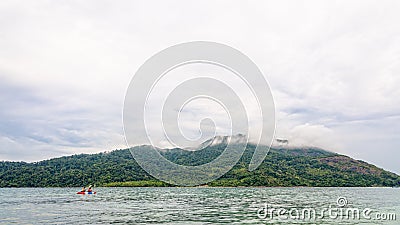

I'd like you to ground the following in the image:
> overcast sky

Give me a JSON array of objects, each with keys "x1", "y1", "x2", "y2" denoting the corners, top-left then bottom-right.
[{"x1": 0, "y1": 0, "x2": 399, "y2": 174}]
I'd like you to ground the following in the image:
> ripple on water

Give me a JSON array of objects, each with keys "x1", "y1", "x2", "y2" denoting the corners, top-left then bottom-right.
[{"x1": 0, "y1": 187, "x2": 398, "y2": 224}]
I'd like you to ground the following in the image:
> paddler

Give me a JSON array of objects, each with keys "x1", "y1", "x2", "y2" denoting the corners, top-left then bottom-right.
[{"x1": 81, "y1": 186, "x2": 86, "y2": 192}]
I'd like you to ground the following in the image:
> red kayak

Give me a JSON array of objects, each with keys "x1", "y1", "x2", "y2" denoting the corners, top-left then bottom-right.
[{"x1": 77, "y1": 191, "x2": 96, "y2": 195}]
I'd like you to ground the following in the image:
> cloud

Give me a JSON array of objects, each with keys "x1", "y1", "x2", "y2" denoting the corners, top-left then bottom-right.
[
  {"x1": 0, "y1": 74, "x2": 126, "y2": 161},
  {"x1": 0, "y1": 0, "x2": 399, "y2": 173}
]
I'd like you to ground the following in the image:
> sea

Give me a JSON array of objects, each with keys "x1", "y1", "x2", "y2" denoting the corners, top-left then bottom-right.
[{"x1": 0, "y1": 187, "x2": 398, "y2": 224}]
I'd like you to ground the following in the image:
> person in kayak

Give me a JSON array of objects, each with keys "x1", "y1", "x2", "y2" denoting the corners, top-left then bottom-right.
[
  {"x1": 81, "y1": 187, "x2": 86, "y2": 192},
  {"x1": 87, "y1": 185, "x2": 93, "y2": 193}
]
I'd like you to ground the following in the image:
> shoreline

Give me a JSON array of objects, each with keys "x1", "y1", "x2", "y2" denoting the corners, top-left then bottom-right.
[{"x1": 0, "y1": 185, "x2": 396, "y2": 188}]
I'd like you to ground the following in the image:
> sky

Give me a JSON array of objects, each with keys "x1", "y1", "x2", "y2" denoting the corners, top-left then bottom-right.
[{"x1": 0, "y1": 0, "x2": 399, "y2": 174}]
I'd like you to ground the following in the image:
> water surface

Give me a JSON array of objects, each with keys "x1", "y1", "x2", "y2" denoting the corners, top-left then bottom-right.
[{"x1": 0, "y1": 187, "x2": 398, "y2": 224}]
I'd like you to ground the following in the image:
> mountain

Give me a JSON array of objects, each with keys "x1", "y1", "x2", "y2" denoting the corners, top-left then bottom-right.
[
  {"x1": 197, "y1": 134, "x2": 247, "y2": 150},
  {"x1": 0, "y1": 137, "x2": 399, "y2": 187}
]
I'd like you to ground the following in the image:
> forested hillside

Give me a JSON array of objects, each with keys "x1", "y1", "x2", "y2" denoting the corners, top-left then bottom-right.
[{"x1": 1, "y1": 144, "x2": 399, "y2": 187}]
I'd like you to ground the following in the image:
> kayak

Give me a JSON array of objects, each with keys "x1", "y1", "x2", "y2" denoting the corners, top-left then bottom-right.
[{"x1": 77, "y1": 191, "x2": 96, "y2": 195}]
